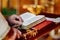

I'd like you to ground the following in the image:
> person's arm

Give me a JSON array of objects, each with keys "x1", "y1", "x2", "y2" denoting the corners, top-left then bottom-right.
[{"x1": 3, "y1": 27, "x2": 22, "y2": 40}]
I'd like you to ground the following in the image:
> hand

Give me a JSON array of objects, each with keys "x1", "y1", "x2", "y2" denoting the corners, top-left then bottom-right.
[
  {"x1": 3, "y1": 28, "x2": 22, "y2": 40},
  {"x1": 7, "y1": 14, "x2": 23, "y2": 27}
]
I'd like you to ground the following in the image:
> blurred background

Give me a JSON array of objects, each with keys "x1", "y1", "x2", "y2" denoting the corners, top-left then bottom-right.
[
  {"x1": 0, "y1": 0, "x2": 60, "y2": 40},
  {"x1": 0, "y1": 0, "x2": 60, "y2": 15}
]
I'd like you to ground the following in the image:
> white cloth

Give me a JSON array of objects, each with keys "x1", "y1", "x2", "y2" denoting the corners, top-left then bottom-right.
[{"x1": 0, "y1": 13, "x2": 10, "y2": 39}]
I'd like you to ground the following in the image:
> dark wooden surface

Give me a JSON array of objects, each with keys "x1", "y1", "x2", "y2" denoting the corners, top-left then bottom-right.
[{"x1": 40, "y1": 12, "x2": 60, "y2": 18}]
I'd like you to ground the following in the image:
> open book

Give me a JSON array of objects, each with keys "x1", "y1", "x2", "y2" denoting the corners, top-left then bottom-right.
[
  {"x1": 0, "y1": 13, "x2": 10, "y2": 40},
  {"x1": 20, "y1": 12, "x2": 46, "y2": 29}
]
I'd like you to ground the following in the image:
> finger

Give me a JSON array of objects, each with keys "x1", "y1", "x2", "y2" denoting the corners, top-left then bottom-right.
[
  {"x1": 13, "y1": 20, "x2": 22, "y2": 25},
  {"x1": 17, "y1": 29, "x2": 22, "y2": 38},
  {"x1": 11, "y1": 28, "x2": 17, "y2": 39},
  {"x1": 19, "y1": 16, "x2": 23, "y2": 22},
  {"x1": 16, "y1": 16, "x2": 23, "y2": 23}
]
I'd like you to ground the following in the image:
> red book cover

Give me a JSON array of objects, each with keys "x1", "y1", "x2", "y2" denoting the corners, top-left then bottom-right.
[
  {"x1": 32, "y1": 20, "x2": 54, "y2": 30},
  {"x1": 28, "y1": 20, "x2": 56, "y2": 40}
]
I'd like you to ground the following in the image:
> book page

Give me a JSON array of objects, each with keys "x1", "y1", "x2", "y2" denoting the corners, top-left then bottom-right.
[
  {"x1": 46, "y1": 17, "x2": 60, "y2": 23},
  {"x1": 55, "y1": 17, "x2": 60, "y2": 22},
  {"x1": 20, "y1": 12, "x2": 36, "y2": 22},
  {"x1": 23, "y1": 15, "x2": 45, "y2": 26}
]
